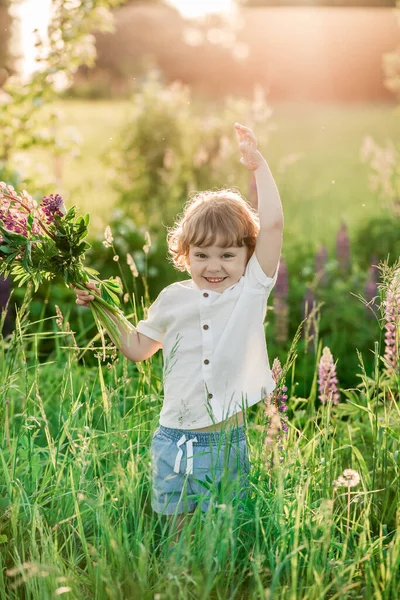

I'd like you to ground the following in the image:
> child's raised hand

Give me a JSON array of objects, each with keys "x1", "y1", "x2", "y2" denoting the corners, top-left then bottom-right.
[{"x1": 234, "y1": 122, "x2": 262, "y2": 171}]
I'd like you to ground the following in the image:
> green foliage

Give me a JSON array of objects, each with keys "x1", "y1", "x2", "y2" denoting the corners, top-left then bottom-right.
[
  {"x1": 353, "y1": 212, "x2": 400, "y2": 271},
  {"x1": 107, "y1": 76, "x2": 270, "y2": 232},
  {"x1": 268, "y1": 252, "x2": 383, "y2": 400},
  {"x1": 0, "y1": 0, "x2": 124, "y2": 190},
  {"x1": 0, "y1": 207, "x2": 93, "y2": 290}
]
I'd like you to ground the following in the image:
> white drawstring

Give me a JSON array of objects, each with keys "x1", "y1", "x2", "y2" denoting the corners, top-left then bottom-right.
[{"x1": 173, "y1": 434, "x2": 198, "y2": 475}]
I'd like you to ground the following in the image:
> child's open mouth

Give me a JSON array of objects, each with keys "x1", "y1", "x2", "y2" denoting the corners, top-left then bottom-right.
[{"x1": 204, "y1": 277, "x2": 227, "y2": 285}]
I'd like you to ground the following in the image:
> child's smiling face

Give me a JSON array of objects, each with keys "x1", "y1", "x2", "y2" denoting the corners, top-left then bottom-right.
[{"x1": 187, "y1": 242, "x2": 249, "y2": 292}]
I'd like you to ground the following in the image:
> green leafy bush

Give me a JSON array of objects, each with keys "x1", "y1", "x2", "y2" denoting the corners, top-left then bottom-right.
[
  {"x1": 352, "y1": 212, "x2": 400, "y2": 271},
  {"x1": 106, "y1": 77, "x2": 271, "y2": 232}
]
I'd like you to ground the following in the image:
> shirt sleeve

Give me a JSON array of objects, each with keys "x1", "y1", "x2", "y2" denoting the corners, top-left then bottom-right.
[
  {"x1": 136, "y1": 290, "x2": 167, "y2": 343},
  {"x1": 244, "y1": 251, "x2": 280, "y2": 294}
]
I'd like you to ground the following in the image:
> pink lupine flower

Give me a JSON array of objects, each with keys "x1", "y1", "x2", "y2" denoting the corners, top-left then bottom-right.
[
  {"x1": 1, "y1": 181, "x2": 134, "y2": 353},
  {"x1": 270, "y1": 357, "x2": 289, "y2": 426},
  {"x1": 336, "y1": 220, "x2": 351, "y2": 273},
  {"x1": 318, "y1": 346, "x2": 340, "y2": 404},
  {"x1": 383, "y1": 268, "x2": 400, "y2": 375},
  {"x1": 274, "y1": 257, "x2": 289, "y2": 344},
  {"x1": 0, "y1": 182, "x2": 51, "y2": 240},
  {"x1": 21, "y1": 190, "x2": 37, "y2": 211},
  {"x1": 0, "y1": 208, "x2": 28, "y2": 236},
  {"x1": 264, "y1": 357, "x2": 289, "y2": 466}
]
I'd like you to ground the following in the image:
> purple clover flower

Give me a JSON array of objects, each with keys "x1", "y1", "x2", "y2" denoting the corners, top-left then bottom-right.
[
  {"x1": 318, "y1": 346, "x2": 340, "y2": 404},
  {"x1": 383, "y1": 268, "x2": 400, "y2": 375},
  {"x1": 39, "y1": 194, "x2": 66, "y2": 224}
]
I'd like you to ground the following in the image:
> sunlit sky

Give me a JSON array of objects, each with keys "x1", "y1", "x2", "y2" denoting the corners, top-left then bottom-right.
[{"x1": 12, "y1": 0, "x2": 234, "y2": 79}]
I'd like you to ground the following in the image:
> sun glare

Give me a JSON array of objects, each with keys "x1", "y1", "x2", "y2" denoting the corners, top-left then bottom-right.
[
  {"x1": 167, "y1": 0, "x2": 234, "y2": 19},
  {"x1": 10, "y1": 0, "x2": 51, "y2": 79},
  {"x1": 13, "y1": 0, "x2": 234, "y2": 79}
]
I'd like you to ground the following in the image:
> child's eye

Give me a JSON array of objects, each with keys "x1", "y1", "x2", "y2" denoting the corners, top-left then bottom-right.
[{"x1": 195, "y1": 253, "x2": 234, "y2": 258}]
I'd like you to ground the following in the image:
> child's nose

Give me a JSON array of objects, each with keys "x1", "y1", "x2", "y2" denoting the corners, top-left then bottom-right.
[{"x1": 208, "y1": 261, "x2": 221, "y2": 272}]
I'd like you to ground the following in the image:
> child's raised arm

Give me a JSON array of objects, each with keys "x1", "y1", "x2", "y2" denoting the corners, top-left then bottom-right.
[
  {"x1": 234, "y1": 122, "x2": 284, "y2": 228},
  {"x1": 73, "y1": 282, "x2": 162, "y2": 362},
  {"x1": 234, "y1": 122, "x2": 283, "y2": 279}
]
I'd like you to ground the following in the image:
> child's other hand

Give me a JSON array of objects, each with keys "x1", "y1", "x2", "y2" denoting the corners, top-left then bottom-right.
[
  {"x1": 234, "y1": 122, "x2": 262, "y2": 171},
  {"x1": 72, "y1": 281, "x2": 98, "y2": 307}
]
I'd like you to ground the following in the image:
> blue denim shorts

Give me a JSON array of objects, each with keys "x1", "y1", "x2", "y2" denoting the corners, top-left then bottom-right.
[{"x1": 151, "y1": 423, "x2": 250, "y2": 516}]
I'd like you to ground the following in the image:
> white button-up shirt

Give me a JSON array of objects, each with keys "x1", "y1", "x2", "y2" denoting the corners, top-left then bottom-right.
[{"x1": 136, "y1": 252, "x2": 280, "y2": 430}]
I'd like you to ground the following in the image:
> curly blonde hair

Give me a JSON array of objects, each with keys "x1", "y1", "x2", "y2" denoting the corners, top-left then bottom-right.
[{"x1": 166, "y1": 188, "x2": 260, "y2": 272}]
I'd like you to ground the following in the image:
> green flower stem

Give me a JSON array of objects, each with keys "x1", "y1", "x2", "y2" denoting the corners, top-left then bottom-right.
[
  {"x1": 91, "y1": 301, "x2": 121, "y2": 349},
  {"x1": 73, "y1": 282, "x2": 131, "y2": 327},
  {"x1": 72, "y1": 282, "x2": 134, "y2": 351},
  {"x1": 92, "y1": 301, "x2": 123, "y2": 346}
]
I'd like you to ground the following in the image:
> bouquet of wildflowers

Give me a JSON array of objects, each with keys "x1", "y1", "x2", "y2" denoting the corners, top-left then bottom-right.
[{"x1": 0, "y1": 182, "x2": 134, "y2": 349}]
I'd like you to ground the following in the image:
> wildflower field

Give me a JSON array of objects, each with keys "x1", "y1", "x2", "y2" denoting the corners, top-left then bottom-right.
[
  {"x1": 1, "y1": 97, "x2": 400, "y2": 599},
  {"x1": 0, "y1": 254, "x2": 399, "y2": 599}
]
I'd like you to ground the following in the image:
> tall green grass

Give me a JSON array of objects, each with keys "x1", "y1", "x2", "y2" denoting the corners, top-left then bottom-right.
[{"x1": 0, "y1": 260, "x2": 399, "y2": 599}]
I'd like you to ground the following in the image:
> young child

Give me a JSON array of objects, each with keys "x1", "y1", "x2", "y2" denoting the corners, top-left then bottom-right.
[{"x1": 74, "y1": 123, "x2": 284, "y2": 542}]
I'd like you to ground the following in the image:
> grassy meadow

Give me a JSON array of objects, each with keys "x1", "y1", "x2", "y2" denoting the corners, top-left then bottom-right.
[
  {"x1": 1, "y1": 99, "x2": 400, "y2": 599},
  {"x1": 27, "y1": 99, "x2": 400, "y2": 249},
  {"x1": 0, "y1": 273, "x2": 399, "y2": 599}
]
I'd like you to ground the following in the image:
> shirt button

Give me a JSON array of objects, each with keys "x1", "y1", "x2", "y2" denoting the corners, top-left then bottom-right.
[
  {"x1": 204, "y1": 359, "x2": 210, "y2": 365},
  {"x1": 203, "y1": 293, "x2": 209, "y2": 298},
  {"x1": 208, "y1": 393, "x2": 213, "y2": 399},
  {"x1": 203, "y1": 324, "x2": 209, "y2": 330}
]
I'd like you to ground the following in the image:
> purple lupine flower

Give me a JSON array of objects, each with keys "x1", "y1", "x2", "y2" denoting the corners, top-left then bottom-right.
[
  {"x1": 271, "y1": 357, "x2": 289, "y2": 417},
  {"x1": 336, "y1": 220, "x2": 351, "y2": 273},
  {"x1": 318, "y1": 346, "x2": 340, "y2": 404},
  {"x1": 0, "y1": 208, "x2": 28, "y2": 236},
  {"x1": 383, "y1": 268, "x2": 400, "y2": 375},
  {"x1": 364, "y1": 255, "x2": 379, "y2": 319},
  {"x1": 39, "y1": 194, "x2": 66, "y2": 224},
  {"x1": 315, "y1": 245, "x2": 328, "y2": 284},
  {"x1": 274, "y1": 257, "x2": 289, "y2": 344}
]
